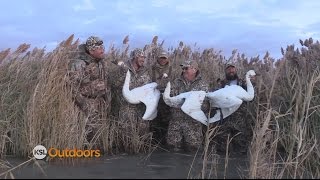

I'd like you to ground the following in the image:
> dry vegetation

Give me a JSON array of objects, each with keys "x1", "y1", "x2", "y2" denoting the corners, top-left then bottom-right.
[{"x1": 0, "y1": 34, "x2": 319, "y2": 179}]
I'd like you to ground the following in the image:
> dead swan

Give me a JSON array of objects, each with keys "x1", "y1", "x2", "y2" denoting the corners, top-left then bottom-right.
[
  {"x1": 163, "y1": 82, "x2": 208, "y2": 125},
  {"x1": 122, "y1": 70, "x2": 160, "y2": 120},
  {"x1": 206, "y1": 70, "x2": 256, "y2": 123}
]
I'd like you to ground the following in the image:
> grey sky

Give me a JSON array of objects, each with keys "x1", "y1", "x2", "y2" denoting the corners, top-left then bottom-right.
[{"x1": 1, "y1": 0, "x2": 319, "y2": 59}]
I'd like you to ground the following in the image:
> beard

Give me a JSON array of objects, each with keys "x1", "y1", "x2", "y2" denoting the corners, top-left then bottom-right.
[
  {"x1": 93, "y1": 53, "x2": 104, "y2": 61},
  {"x1": 226, "y1": 73, "x2": 238, "y2": 81},
  {"x1": 138, "y1": 61, "x2": 145, "y2": 67}
]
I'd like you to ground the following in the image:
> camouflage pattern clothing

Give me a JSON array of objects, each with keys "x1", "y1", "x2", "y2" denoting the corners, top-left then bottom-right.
[
  {"x1": 149, "y1": 56, "x2": 172, "y2": 145},
  {"x1": 110, "y1": 57, "x2": 153, "y2": 152},
  {"x1": 68, "y1": 43, "x2": 111, "y2": 142},
  {"x1": 85, "y1": 36, "x2": 104, "y2": 51},
  {"x1": 167, "y1": 72, "x2": 210, "y2": 151},
  {"x1": 150, "y1": 61, "x2": 172, "y2": 92}
]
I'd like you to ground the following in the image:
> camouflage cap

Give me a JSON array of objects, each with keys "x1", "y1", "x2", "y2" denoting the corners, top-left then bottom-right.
[
  {"x1": 225, "y1": 62, "x2": 236, "y2": 69},
  {"x1": 158, "y1": 50, "x2": 168, "y2": 59},
  {"x1": 180, "y1": 60, "x2": 199, "y2": 70},
  {"x1": 85, "y1": 36, "x2": 104, "y2": 51},
  {"x1": 130, "y1": 48, "x2": 146, "y2": 59}
]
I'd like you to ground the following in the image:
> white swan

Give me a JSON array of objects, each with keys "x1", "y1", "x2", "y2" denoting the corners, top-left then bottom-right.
[
  {"x1": 163, "y1": 82, "x2": 208, "y2": 125},
  {"x1": 206, "y1": 70, "x2": 256, "y2": 123},
  {"x1": 122, "y1": 70, "x2": 160, "y2": 120}
]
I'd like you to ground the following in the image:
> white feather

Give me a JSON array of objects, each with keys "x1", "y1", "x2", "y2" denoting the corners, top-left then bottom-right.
[
  {"x1": 163, "y1": 82, "x2": 185, "y2": 108},
  {"x1": 206, "y1": 70, "x2": 256, "y2": 123},
  {"x1": 122, "y1": 70, "x2": 160, "y2": 120},
  {"x1": 163, "y1": 82, "x2": 208, "y2": 125}
]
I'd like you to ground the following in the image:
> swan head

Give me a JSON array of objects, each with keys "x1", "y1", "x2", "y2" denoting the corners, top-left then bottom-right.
[{"x1": 246, "y1": 70, "x2": 256, "y2": 78}]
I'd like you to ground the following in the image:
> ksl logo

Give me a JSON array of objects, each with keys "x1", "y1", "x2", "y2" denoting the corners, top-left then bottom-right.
[{"x1": 33, "y1": 145, "x2": 47, "y2": 160}]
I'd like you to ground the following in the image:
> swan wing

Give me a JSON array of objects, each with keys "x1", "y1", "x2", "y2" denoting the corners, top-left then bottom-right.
[
  {"x1": 206, "y1": 85, "x2": 245, "y2": 108},
  {"x1": 208, "y1": 96, "x2": 242, "y2": 124},
  {"x1": 140, "y1": 84, "x2": 161, "y2": 120},
  {"x1": 180, "y1": 91, "x2": 208, "y2": 125}
]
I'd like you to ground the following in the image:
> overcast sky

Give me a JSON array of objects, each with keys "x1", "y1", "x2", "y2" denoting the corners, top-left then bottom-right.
[{"x1": 1, "y1": 0, "x2": 320, "y2": 59}]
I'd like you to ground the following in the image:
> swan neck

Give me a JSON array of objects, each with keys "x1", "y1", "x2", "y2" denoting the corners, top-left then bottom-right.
[{"x1": 245, "y1": 75, "x2": 254, "y2": 100}]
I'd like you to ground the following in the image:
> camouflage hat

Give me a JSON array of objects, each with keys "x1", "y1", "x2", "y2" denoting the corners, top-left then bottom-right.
[
  {"x1": 130, "y1": 48, "x2": 146, "y2": 59},
  {"x1": 225, "y1": 62, "x2": 236, "y2": 69},
  {"x1": 158, "y1": 50, "x2": 168, "y2": 59},
  {"x1": 85, "y1": 36, "x2": 104, "y2": 51},
  {"x1": 180, "y1": 60, "x2": 199, "y2": 70}
]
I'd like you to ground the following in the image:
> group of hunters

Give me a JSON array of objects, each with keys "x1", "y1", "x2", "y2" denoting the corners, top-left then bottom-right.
[{"x1": 67, "y1": 36, "x2": 255, "y2": 153}]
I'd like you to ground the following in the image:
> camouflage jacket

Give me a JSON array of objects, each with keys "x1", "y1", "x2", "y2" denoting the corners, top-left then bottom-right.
[
  {"x1": 150, "y1": 61, "x2": 172, "y2": 92},
  {"x1": 171, "y1": 72, "x2": 209, "y2": 96},
  {"x1": 68, "y1": 44, "x2": 110, "y2": 101}
]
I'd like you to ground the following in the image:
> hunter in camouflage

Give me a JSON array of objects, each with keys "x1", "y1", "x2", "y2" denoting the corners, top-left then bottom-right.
[
  {"x1": 110, "y1": 48, "x2": 153, "y2": 153},
  {"x1": 211, "y1": 62, "x2": 255, "y2": 154},
  {"x1": 150, "y1": 50, "x2": 172, "y2": 92},
  {"x1": 217, "y1": 63, "x2": 247, "y2": 90},
  {"x1": 149, "y1": 49, "x2": 172, "y2": 145},
  {"x1": 68, "y1": 36, "x2": 111, "y2": 144},
  {"x1": 166, "y1": 60, "x2": 210, "y2": 152}
]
